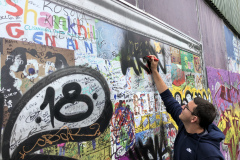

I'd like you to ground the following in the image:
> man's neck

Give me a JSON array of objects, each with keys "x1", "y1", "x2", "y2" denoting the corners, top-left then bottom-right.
[{"x1": 184, "y1": 123, "x2": 204, "y2": 134}]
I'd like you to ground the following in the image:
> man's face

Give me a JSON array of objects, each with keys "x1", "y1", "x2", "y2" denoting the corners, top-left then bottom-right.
[{"x1": 179, "y1": 100, "x2": 197, "y2": 123}]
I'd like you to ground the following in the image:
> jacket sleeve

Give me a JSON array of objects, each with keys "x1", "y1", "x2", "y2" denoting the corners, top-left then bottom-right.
[{"x1": 160, "y1": 89, "x2": 182, "y2": 126}]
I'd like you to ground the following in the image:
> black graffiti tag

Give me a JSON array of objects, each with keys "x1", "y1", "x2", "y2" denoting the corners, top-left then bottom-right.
[
  {"x1": 128, "y1": 123, "x2": 173, "y2": 160},
  {"x1": 120, "y1": 40, "x2": 166, "y2": 76},
  {"x1": 2, "y1": 66, "x2": 113, "y2": 160},
  {"x1": 40, "y1": 82, "x2": 93, "y2": 128}
]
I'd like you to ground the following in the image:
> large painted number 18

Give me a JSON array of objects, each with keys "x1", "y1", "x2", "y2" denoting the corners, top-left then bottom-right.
[{"x1": 40, "y1": 82, "x2": 94, "y2": 128}]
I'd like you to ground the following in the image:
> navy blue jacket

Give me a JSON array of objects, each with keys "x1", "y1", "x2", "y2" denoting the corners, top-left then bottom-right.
[{"x1": 160, "y1": 89, "x2": 225, "y2": 160}]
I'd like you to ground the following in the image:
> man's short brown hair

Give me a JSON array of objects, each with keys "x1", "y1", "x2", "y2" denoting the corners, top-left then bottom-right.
[{"x1": 193, "y1": 97, "x2": 216, "y2": 128}]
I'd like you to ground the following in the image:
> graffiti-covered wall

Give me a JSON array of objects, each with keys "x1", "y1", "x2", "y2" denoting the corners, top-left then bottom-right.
[
  {"x1": 204, "y1": 25, "x2": 240, "y2": 160},
  {"x1": 0, "y1": 0, "x2": 232, "y2": 160},
  {"x1": 206, "y1": 67, "x2": 240, "y2": 160},
  {"x1": 0, "y1": 0, "x2": 203, "y2": 160},
  {"x1": 123, "y1": 1, "x2": 240, "y2": 159}
]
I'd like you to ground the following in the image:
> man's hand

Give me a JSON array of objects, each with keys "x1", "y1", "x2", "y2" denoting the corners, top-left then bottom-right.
[
  {"x1": 148, "y1": 55, "x2": 159, "y2": 72},
  {"x1": 147, "y1": 55, "x2": 168, "y2": 94}
]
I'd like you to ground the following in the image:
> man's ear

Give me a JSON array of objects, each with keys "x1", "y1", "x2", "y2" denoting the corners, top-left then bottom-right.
[{"x1": 191, "y1": 116, "x2": 198, "y2": 123}]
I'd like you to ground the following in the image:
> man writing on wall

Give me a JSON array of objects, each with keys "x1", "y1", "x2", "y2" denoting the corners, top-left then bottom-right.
[{"x1": 149, "y1": 55, "x2": 225, "y2": 160}]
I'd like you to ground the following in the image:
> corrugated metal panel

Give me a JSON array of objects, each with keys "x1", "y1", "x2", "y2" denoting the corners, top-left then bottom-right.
[{"x1": 206, "y1": 0, "x2": 240, "y2": 36}]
